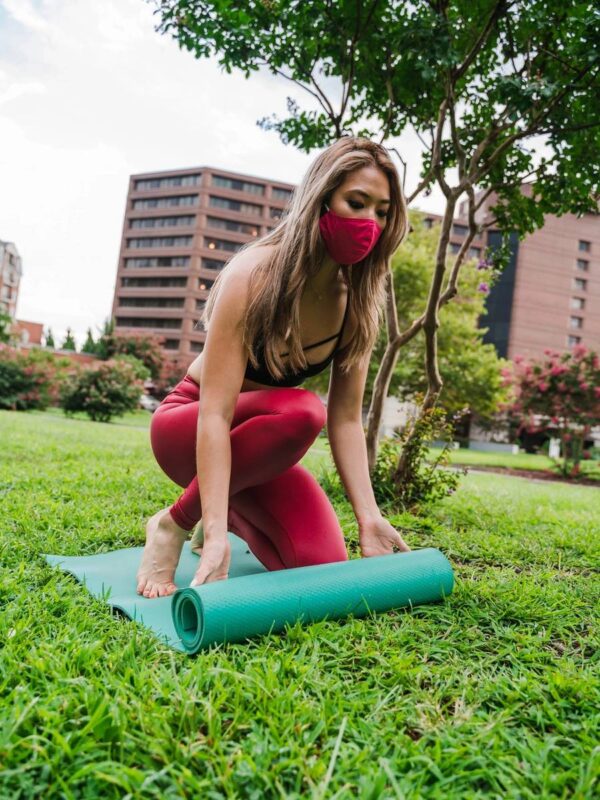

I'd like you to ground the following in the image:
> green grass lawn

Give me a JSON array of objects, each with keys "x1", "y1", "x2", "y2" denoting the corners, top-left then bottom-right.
[
  {"x1": 1, "y1": 410, "x2": 599, "y2": 799},
  {"x1": 428, "y1": 445, "x2": 600, "y2": 481}
]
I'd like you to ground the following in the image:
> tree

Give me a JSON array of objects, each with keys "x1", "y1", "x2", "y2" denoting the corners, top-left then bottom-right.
[
  {"x1": 44, "y1": 328, "x2": 55, "y2": 349},
  {"x1": 60, "y1": 328, "x2": 77, "y2": 352},
  {"x1": 307, "y1": 211, "x2": 508, "y2": 423},
  {"x1": 502, "y1": 346, "x2": 600, "y2": 477},
  {"x1": 93, "y1": 318, "x2": 115, "y2": 360},
  {"x1": 0, "y1": 311, "x2": 12, "y2": 345},
  {"x1": 154, "y1": 0, "x2": 600, "y2": 483},
  {"x1": 384, "y1": 213, "x2": 508, "y2": 423},
  {"x1": 95, "y1": 328, "x2": 165, "y2": 380},
  {"x1": 81, "y1": 327, "x2": 97, "y2": 354}
]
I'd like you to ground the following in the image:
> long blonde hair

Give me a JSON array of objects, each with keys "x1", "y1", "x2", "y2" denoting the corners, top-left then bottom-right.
[{"x1": 201, "y1": 136, "x2": 409, "y2": 381}]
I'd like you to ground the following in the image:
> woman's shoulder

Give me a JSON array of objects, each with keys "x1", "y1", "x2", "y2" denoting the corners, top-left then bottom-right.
[
  {"x1": 211, "y1": 245, "x2": 274, "y2": 310},
  {"x1": 227, "y1": 244, "x2": 276, "y2": 286}
]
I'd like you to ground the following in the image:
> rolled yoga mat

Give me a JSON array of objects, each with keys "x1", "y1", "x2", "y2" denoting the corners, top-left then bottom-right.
[{"x1": 45, "y1": 532, "x2": 454, "y2": 653}]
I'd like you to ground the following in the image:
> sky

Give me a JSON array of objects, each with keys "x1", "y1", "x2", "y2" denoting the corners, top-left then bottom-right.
[{"x1": 0, "y1": 0, "x2": 446, "y2": 347}]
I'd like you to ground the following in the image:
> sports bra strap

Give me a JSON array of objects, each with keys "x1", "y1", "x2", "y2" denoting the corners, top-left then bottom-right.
[{"x1": 281, "y1": 293, "x2": 350, "y2": 357}]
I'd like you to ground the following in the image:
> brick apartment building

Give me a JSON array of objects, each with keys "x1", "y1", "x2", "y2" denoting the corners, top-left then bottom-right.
[
  {"x1": 112, "y1": 171, "x2": 598, "y2": 365},
  {"x1": 425, "y1": 186, "x2": 599, "y2": 359},
  {"x1": 111, "y1": 167, "x2": 294, "y2": 366}
]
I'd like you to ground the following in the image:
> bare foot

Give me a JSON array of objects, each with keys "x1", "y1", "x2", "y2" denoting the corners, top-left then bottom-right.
[
  {"x1": 189, "y1": 519, "x2": 204, "y2": 556},
  {"x1": 136, "y1": 509, "x2": 189, "y2": 598}
]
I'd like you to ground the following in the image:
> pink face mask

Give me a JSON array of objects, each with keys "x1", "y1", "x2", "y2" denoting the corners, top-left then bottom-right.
[{"x1": 319, "y1": 205, "x2": 383, "y2": 265}]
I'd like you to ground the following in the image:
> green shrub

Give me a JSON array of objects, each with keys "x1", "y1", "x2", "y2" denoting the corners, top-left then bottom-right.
[
  {"x1": 60, "y1": 358, "x2": 145, "y2": 423},
  {"x1": 319, "y1": 406, "x2": 467, "y2": 514},
  {"x1": 95, "y1": 329, "x2": 164, "y2": 380},
  {"x1": 0, "y1": 346, "x2": 71, "y2": 410},
  {"x1": 0, "y1": 358, "x2": 32, "y2": 409},
  {"x1": 379, "y1": 406, "x2": 467, "y2": 513}
]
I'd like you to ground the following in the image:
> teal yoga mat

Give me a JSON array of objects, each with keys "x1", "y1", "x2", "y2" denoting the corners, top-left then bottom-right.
[{"x1": 45, "y1": 532, "x2": 454, "y2": 653}]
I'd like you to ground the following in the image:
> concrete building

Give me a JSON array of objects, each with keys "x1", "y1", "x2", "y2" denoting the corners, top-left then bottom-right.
[
  {"x1": 0, "y1": 240, "x2": 22, "y2": 319},
  {"x1": 425, "y1": 185, "x2": 599, "y2": 359},
  {"x1": 112, "y1": 166, "x2": 295, "y2": 365}
]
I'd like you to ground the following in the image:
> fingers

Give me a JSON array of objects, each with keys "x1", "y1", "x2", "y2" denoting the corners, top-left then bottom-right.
[{"x1": 190, "y1": 572, "x2": 229, "y2": 587}]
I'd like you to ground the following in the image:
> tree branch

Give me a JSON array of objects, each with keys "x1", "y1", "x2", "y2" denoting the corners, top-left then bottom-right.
[{"x1": 453, "y1": 0, "x2": 513, "y2": 83}]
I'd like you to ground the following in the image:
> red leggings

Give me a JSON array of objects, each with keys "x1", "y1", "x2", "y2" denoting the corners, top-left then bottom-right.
[{"x1": 149, "y1": 375, "x2": 349, "y2": 571}]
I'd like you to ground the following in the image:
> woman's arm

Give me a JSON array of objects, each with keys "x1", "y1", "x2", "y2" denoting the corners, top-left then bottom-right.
[
  {"x1": 327, "y1": 357, "x2": 381, "y2": 525},
  {"x1": 327, "y1": 351, "x2": 410, "y2": 555},
  {"x1": 327, "y1": 353, "x2": 380, "y2": 523},
  {"x1": 196, "y1": 268, "x2": 250, "y2": 540}
]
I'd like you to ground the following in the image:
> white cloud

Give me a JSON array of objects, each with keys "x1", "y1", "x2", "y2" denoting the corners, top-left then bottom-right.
[
  {"x1": 1, "y1": 0, "x2": 50, "y2": 31},
  {"x1": 0, "y1": 0, "x2": 442, "y2": 347},
  {"x1": 0, "y1": 80, "x2": 46, "y2": 106}
]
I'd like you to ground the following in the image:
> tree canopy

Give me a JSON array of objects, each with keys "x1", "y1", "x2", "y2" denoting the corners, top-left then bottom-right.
[
  {"x1": 153, "y1": 0, "x2": 600, "y2": 470},
  {"x1": 154, "y1": 0, "x2": 599, "y2": 229}
]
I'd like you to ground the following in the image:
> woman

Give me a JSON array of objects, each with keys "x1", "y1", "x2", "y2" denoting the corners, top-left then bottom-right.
[{"x1": 137, "y1": 136, "x2": 411, "y2": 599}]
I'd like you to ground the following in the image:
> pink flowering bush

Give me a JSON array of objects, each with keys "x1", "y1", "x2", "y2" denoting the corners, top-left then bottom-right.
[
  {"x1": 502, "y1": 346, "x2": 600, "y2": 477},
  {"x1": 0, "y1": 345, "x2": 72, "y2": 410},
  {"x1": 60, "y1": 358, "x2": 146, "y2": 422}
]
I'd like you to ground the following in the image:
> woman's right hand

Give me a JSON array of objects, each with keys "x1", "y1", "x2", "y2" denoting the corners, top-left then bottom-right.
[{"x1": 190, "y1": 536, "x2": 231, "y2": 586}]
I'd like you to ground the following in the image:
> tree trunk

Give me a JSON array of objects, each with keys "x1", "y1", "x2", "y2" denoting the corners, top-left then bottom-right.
[{"x1": 392, "y1": 196, "x2": 457, "y2": 484}]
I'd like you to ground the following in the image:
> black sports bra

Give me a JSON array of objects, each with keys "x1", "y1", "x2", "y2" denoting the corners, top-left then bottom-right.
[{"x1": 244, "y1": 294, "x2": 351, "y2": 388}]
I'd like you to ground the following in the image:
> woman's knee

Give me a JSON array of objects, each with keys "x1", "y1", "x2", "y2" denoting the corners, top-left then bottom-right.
[
  {"x1": 293, "y1": 542, "x2": 349, "y2": 569},
  {"x1": 280, "y1": 388, "x2": 327, "y2": 440}
]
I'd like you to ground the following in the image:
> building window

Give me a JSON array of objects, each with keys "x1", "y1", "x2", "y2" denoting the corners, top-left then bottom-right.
[
  {"x1": 198, "y1": 279, "x2": 215, "y2": 291},
  {"x1": 573, "y1": 278, "x2": 588, "y2": 291},
  {"x1": 270, "y1": 207, "x2": 283, "y2": 221},
  {"x1": 118, "y1": 297, "x2": 185, "y2": 308},
  {"x1": 578, "y1": 240, "x2": 591, "y2": 252},
  {"x1": 569, "y1": 316, "x2": 583, "y2": 329},
  {"x1": 134, "y1": 174, "x2": 200, "y2": 190},
  {"x1": 567, "y1": 335, "x2": 582, "y2": 347},
  {"x1": 570, "y1": 297, "x2": 585, "y2": 310},
  {"x1": 126, "y1": 236, "x2": 193, "y2": 249},
  {"x1": 272, "y1": 187, "x2": 293, "y2": 202},
  {"x1": 423, "y1": 217, "x2": 434, "y2": 229},
  {"x1": 452, "y1": 223, "x2": 468, "y2": 236},
  {"x1": 204, "y1": 237, "x2": 240, "y2": 253},
  {"x1": 208, "y1": 195, "x2": 263, "y2": 216},
  {"x1": 576, "y1": 259, "x2": 589, "y2": 272},
  {"x1": 115, "y1": 317, "x2": 182, "y2": 329},
  {"x1": 124, "y1": 256, "x2": 190, "y2": 268},
  {"x1": 469, "y1": 246, "x2": 481, "y2": 258},
  {"x1": 190, "y1": 341, "x2": 204, "y2": 352},
  {"x1": 206, "y1": 216, "x2": 259, "y2": 236},
  {"x1": 202, "y1": 258, "x2": 226, "y2": 271},
  {"x1": 163, "y1": 339, "x2": 180, "y2": 350},
  {"x1": 122, "y1": 277, "x2": 188, "y2": 288},
  {"x1": 132, "y1": 195, "x2": 198, "y2": 209},
  {"x1": 449, "y1": 242, "x2": 461, "y2": 254},
  {"x1": 196, "y1": 299, "x2": 207, "y2": 311},
  {"x1": 212, "y1": 175, "x2": 265, "y2": 195},
  {"x1": 130, "y1": 216, "x2": 195, "y2": 229}
]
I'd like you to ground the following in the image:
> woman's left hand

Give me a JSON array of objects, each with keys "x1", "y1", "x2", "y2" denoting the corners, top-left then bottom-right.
[{"x1": 358, "y1": 515, "x2": 411, "y2": 558}]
